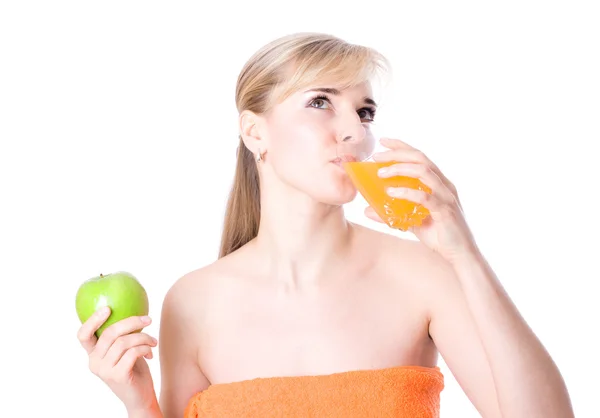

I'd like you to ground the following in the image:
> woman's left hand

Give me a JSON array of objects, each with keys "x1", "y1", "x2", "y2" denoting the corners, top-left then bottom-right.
[{"x1": 364, "y1": 138, "x2": 478, "y2": 263}]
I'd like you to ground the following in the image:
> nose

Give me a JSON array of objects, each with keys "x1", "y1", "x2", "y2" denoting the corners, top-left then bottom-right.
[{"x1": 338, "y1": 121, "x2": 368, "y2": 145}]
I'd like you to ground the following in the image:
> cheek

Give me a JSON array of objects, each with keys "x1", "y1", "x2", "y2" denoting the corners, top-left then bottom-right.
[{"x1": 269, "y1": 120, "x2": 328, "y2": 167}]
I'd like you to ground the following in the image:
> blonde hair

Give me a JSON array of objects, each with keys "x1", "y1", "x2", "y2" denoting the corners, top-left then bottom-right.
[{"x1": 219, "y1": 32, "x2": 391, "y2": 258}]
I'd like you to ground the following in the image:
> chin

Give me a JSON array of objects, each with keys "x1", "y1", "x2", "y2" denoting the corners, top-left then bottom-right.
[
  {"x1": 289, "y1": 165, "x2": 360, "y2": 205},
  {"x1": 318, "y1": 167, "x2": 360, "y2": 204},
  {"x1": 315, "y1": 182, "x2": 358, "y2": 206}
]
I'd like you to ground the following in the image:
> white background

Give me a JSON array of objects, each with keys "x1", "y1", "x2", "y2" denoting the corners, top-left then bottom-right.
[{"x1": 1, "y1": 1, "x2": 598, "y2": 416}]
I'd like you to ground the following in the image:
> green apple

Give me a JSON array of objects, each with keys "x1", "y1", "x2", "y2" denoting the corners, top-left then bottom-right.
[{"x1": 76, "y1": 271, "x2": 149, "y2": 338}]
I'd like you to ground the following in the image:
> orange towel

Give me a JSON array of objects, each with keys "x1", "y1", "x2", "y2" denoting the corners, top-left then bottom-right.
[{"x1": 184, "y1": 365, "x2": 444, "y2": 417}]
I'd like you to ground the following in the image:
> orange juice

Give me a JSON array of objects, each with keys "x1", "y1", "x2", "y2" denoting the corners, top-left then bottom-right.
[{"x1": 343, "y1": 161, "x2": 431, "y2": 231}]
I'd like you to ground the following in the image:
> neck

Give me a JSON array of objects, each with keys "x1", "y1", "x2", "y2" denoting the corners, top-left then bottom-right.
[{"x1": 253, "y1": 176, "x2": 354, "y2": 289}]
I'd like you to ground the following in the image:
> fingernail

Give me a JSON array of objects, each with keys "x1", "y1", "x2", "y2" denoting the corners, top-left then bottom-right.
[
  {"x1": 378, "y1": 167, "x2": 389, "y2": 176},
  {"x1": 97, "y1": 306, "x2": 110, "y2": 316},
  {"x1": 151, "y1": 337, "x2": 158, "y2": 344},
  {"x1": 141, "y1": 316, "x2": 152, "y2": 325}
]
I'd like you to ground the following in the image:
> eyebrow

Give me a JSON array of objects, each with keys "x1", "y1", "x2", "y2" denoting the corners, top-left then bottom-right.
[{"x1": 304, "y1": 87, "x2": 378, "y2": 108}]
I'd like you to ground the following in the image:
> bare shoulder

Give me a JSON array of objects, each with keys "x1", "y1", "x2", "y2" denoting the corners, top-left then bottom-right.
[
  {"x1": 164, "y1": 259, "x2": 227, "y2": 303},
  {"x1": 162, "y1": 249, "x2": 248, "y2": 318},
  {"x1": 353, "y1": 223, "x2": 459, "y2": 308},
  {"x1": 353, "y1": 222, "x2": 454, "y2": 274},
  {"x1": 158, "y1": 251, "x2": 250, "y2": 415},
  {"x1": 159, "y1": 262, "x2": 219, "y2": 348}
]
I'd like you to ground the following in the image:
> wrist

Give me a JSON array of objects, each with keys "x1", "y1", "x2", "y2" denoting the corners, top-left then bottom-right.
[
  {"x1": 127, "y1": 398, "x2": 162, "y2": 418},
  {"x1": 448, "y1": 245, "x2": 486, "y2": 274}
]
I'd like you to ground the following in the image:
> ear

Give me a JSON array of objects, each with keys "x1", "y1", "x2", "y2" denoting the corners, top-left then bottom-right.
[{"x1": 239, "y1": 110, "x2": 266, "y2": 156}]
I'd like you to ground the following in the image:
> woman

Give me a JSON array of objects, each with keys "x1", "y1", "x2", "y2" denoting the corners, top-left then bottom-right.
[{"x1": 77, "y1": 32, "x2": 574, "y2": 417}]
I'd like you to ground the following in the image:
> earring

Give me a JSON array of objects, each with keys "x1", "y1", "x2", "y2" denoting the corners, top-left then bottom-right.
[{"x1": 256, "y1": 148, "x2": 262, "y2": 163}]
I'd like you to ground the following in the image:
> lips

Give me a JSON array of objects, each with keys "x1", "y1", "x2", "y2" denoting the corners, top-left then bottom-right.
[{"x1": 331, "y1": 155, "x2": 357, "y2": 165}]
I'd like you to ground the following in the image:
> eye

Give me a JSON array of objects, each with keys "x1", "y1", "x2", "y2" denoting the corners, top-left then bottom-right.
[
  {"x1": 358, "y1": 107, "x2": 376, "y2": 122},
  {"x1": 308, "y1": 94, "x2": 376, "y2": 122},
  {"x1": 308, "y1": 95, "x2": 331, "y2": 109}
]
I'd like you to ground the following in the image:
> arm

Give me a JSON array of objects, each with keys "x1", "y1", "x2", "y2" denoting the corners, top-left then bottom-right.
[
  {"x1": 157, "y1": 275, "x2": 211, "y2": 418},
  {"x1": 373, "y1": 137, "x2": 574, "y2": 417},
  {"x1": 128, "y1": 275, "x2": 210, "y2": 418},
  {"x1": 428, "y1": 249, "x2": 574, "y2": 417},
  {"x1": 129, "y1": 400, "x2": 162, "y2": 418},
  {"x1": 425, "y1": 252, "x2": 501, "y2": 417}
]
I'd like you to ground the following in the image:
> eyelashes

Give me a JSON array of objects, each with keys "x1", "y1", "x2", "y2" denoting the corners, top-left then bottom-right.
[{"x1": 308, "y1": 94, "x2": 376, "y2": 122}]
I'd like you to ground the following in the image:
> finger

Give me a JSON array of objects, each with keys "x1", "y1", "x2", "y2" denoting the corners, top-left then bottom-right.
[
  {"x1": 113, "y1": 345, "x2": 153, "y2": 378},
  {"x1": 387, "y1": 187, "x2": 437, "y2": 209},
  {"x1": 364, "y1": 206, "x2": 385, "y2": 223},
  {"x1": 386, "y1": 187, "x2": 453, "y2": 221},
  {"x1": 77, "y1": 306, "x2": 111, "y2": 354},
  {"x1": 378, "y1": 163, "x2": 455, "y2": 204},
  {"x1": 93, "y1": 315, "x2": 152, "y2": 359},
  {"x1": 104, "y1": 333, "x2": 158, "y2": 368},
  {"x1": 372, "y1": 147, "x2": 425, "y2": 164},
  {"x1": 375, "y1": 139, "x2": 457, "y2": 196}
]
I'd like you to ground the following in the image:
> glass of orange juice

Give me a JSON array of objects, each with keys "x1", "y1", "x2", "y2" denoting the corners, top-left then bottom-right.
[{"x1": 338, "y1": 124, "x2": 431, "y2": 231}]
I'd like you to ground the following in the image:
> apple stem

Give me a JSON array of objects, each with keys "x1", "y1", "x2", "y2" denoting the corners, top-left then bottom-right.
[{"x1": 100, "y1": 273, "x2": 103, "y2": 278}]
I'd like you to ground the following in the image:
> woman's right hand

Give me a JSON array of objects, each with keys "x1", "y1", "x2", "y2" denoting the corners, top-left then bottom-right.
[{"x1": 77, "y1": 307, "x2": 159, "y2": 414}]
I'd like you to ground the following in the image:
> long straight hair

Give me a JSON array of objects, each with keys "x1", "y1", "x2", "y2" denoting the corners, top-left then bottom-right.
[{"x1": 219, "y1": 32, "x2": 390, "y2": 258}]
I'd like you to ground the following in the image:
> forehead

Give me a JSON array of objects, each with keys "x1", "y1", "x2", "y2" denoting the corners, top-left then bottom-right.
[{"x1": 296, "y1": 80, "x2": 373, "y2": 97}]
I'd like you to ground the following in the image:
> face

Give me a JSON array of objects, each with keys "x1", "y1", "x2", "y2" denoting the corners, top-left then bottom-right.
[{"x1": 256, "y1": 81, "x2": 377, "y2": 205}]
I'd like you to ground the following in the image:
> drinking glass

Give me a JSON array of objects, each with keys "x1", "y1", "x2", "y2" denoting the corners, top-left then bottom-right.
[{"x1": 337, "y1": 124, "x2": 431, "y2": 231}]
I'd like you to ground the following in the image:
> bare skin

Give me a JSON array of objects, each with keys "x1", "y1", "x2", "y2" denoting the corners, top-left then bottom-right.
[
  {"x1": 158, "y1": 223, "x2": 500, "y2": 417},
  {"x1": 155, "y1": 82, "x2": 507, "y2": 417},
  {"x1": 194, "y1": 226, "x2": 437, "y2": 383},
  {"x1": 80, "y1": 79, "x2": 573, "y2": 418}
]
